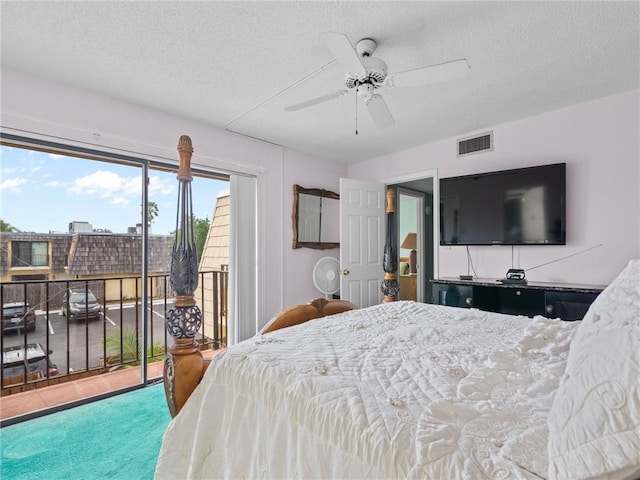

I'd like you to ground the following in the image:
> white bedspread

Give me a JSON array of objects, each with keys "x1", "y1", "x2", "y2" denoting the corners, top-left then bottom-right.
[{"x1": 155, "y1": 301, "x2": 578, "y2": 479}]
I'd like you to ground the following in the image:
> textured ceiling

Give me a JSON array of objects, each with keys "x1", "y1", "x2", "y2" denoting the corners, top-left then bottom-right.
[{"x1": 1, "y1": 1, "x2": 638, "y2": 164}]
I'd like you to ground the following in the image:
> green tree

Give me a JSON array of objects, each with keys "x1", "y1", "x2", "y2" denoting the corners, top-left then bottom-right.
[
  {"x1": 194, "y1": 216, "x2": 211, "y2": 262},
  {"x1": 0, "y1": 219, "x2": 19, "y2": 232},
  {"x1": 104, "y1": 326, "x2": 164, "y2": 367},
  {"x1": 170, "y1": 215, "x2": 211, "y2": 262},
  {"x1": 148, "y1": 201, "x2": 159, "y2": 224}
]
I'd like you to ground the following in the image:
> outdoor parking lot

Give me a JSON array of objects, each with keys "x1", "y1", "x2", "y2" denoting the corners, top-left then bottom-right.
[{"x1": 1, "y1": 300, "x2": 172, "y2": 376}]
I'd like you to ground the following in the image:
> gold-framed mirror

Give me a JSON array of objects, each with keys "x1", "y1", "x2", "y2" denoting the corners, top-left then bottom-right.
[{"x1": 292, "y1": 184, "x2": 340, "y2": 249}]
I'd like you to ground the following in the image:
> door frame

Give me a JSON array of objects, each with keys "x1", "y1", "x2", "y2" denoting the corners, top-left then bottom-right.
[{"x1": 383, "y1": 169, "x2": 439, "y2": 283}]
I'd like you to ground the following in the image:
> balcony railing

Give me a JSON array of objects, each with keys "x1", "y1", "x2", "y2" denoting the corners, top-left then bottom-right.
[{"x1": 0, "y1": 269, "x2": 228, "y2": 395}]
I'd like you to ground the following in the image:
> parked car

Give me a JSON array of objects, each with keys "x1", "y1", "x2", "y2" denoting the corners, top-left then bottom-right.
[
  {"x1": 2, "y1": 343, "x2": 59, "y2": 384},
  {"x1": 1, "y1": 301, "x2": 37, "y2": 333},
  {"x1": 61, "y1": 288, "x2": 102, "y2": 321}
]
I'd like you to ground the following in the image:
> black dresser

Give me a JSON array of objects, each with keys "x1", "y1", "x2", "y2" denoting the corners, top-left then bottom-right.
[{"x1": 431, "y1": 278, "x2": 605, "y2": 321}]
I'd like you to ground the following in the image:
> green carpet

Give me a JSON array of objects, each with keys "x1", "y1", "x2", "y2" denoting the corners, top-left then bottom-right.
[{"x1": 0, "y1": 383, "x2": 171, "y2": 480}]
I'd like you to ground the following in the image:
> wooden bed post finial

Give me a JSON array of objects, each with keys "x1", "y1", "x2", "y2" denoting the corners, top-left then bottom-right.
[
  {"x1": 386, "y1": 187, "x2": 395, "y2": 214},
  {"x1": 164, "y1": 135, "x2": 205, "y2": 418},
  {"x1": 177, "y1": 135, "x2": 194, "y2": 180}
]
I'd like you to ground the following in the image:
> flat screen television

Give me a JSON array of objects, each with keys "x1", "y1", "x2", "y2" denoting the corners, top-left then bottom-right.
[{"x1": 440, "y1": 163, "x2": 566, "y2": 245}]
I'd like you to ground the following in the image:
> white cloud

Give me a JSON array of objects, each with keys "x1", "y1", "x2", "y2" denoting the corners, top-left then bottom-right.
[
  {"x1": 45, "y1": 180, "x2": 64, "y2": 188},
  {"x1": 112, "y1": 196, "x2": 130, "y2": 206},
  {"x1": 68, "y1": 170, "x2": 137, "y2": 205},
  {"x1": 67, "y1": 170, "x2": 174, "y2": 207},
  {"x1": 149, "y1": 175, "x2": 175, "y2": 197},
  {"x1": 0, "y1": 177, "x2": 28, "y2": 191}
]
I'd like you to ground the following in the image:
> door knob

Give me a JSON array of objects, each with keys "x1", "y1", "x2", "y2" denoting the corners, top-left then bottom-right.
[{"x1": 342, "y1": 269, "x2": 350, "y2": 276}]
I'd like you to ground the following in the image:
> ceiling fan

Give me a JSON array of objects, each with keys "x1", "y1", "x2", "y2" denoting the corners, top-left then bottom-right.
[{"x1": 285, "y1": 32, "x2": 469, "y2": 130}]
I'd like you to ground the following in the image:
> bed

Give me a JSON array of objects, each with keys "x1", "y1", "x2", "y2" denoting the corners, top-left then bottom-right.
[{"x1": 156, "y1": 259, "x2": 639, "y2": 479}]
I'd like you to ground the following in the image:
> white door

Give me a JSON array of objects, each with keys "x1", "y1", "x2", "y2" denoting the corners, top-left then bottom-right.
[{"x1": 339, "y1": 178, "x2": 386, "y2": 308}]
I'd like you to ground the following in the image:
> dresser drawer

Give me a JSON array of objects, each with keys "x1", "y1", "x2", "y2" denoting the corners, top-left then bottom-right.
[
  {"x1": 434, "y1": 284, "x2": 497, "y2": 311},
  {"x1": 544, "y1": 291, "x2": 600, "y2": 321},
  {"x1": 498, "y1": 287, "x2": 545, "y2": 317},
  {"x1": 436, "y1": 284, "x2": 473, "y2": 308}
]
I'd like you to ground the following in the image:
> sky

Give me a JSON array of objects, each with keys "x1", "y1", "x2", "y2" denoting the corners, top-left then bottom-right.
[{"x1": 0, "y1": 145, "x2": 229, "y2": 236}]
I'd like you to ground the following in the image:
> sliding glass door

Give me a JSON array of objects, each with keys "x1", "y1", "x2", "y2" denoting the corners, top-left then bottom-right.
[{"x1": 0, "y1": 138, "x2": 229, "y2": 420}]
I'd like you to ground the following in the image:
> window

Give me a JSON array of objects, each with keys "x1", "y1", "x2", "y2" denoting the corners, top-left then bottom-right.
[
  {"x1": 1, "y1": 137, "x2": 231, "y2": 402},
  {"x1": 11, "y1": 241, "x2": 49, "y2": 267}
]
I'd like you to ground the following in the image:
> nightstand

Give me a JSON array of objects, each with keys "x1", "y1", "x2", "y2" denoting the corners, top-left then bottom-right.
[{"x1": 399, "y1": 274, "x2": 417, "y2": 301}]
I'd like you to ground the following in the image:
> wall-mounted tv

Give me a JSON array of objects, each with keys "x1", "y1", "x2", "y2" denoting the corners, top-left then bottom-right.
[{"x1": 440, "y1": 163, "x2": 566, "y2": 246}]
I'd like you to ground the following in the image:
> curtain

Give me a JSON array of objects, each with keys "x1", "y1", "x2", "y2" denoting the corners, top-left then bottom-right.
[{"x1": 228, "y1": 174, "x2": 257, "y2": 344}]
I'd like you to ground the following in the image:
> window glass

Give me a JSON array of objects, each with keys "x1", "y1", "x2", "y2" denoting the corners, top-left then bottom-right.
[
  {"x1": 11, "y1": 241, "x2": 48, "y2": 267},
  {"x1": 31, "y1": 242, "x2": 48, "y2": 265},
  {"x1": 1, "y1": 141, "x2": 229, "y2": 405}
]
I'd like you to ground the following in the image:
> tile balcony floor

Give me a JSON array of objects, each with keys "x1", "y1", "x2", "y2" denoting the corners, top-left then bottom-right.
[
  {"x1": 0, "y1": 362, "x2": 164, "y2": 422},
  {"x1": 1, "y1": 350, "x2": 222, "y2": 423}
]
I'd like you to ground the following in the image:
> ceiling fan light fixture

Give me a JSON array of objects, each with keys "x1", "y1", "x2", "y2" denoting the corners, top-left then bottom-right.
[
  {"x1": 357, "y1": 83, "x2": 374, "y2": 101},
  {"x1": 345, "y1": 57, "x2": 387, "y2": 88},
  {"x1": 284, "y1": 31, "x2": 466, "y2": 133}
]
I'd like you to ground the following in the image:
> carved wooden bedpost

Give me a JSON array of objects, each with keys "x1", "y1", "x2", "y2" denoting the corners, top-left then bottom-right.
[
  {"x1": 163, "y1": 135, "x2": 205, "y2": 417},
  {"x1": 381, "y1": 187, "x2": 399, "y2": 303}
]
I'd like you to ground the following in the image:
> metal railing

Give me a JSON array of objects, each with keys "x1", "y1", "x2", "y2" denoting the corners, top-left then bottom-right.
[{"x1": 0, "y1": 269, "x2": 228, "y2": 394}]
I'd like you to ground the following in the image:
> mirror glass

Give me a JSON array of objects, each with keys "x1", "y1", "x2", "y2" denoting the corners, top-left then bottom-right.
[{"x1": 292, "y1": 185, "x2": 339, "y2": 249}]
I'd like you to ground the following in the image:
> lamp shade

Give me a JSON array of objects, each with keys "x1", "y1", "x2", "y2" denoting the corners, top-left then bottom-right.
[{"x1": 401, "y1": 233, "x2": 417, "y2": 250}]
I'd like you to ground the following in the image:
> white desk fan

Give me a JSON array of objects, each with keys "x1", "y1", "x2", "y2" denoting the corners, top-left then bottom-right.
[{"x1": 313, "y1": 257, "x2": 341, "y2": 299}]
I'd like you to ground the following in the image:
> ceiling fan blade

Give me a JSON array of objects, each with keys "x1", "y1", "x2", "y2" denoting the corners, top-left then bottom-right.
[
  {"x1": 284, "y1": 90, "x2": 349, "y2": 112},
  {"x1": 386, "y1": 59, "x2": 469, "y2": 88},
  {"x1": 365, "y1": 94, "x2": 395, "y2": 129},
  {"x1": 320, "y1": 32, "x2": 367, "y2": 77}
]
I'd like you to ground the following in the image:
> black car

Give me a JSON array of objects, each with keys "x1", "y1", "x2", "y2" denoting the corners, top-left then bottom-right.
[
  {"x1": 1, "y1": 302, "x2": 37, "y2": 333},
  {"x1": 61, "y1": 288, "x2": 102, "y2": 321},
  {"x1": 2, "y1": 343, "x2": 59, "y2": 384}
]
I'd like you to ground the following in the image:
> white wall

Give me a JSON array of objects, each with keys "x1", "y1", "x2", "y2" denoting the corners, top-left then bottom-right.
[
  {"x1": 4, "y1": 66, "x2": 637, "y2": 320},
  {"x1": 0, "y1": 67, "x2": 346, "y2": 326},
  {"x1": 348, "y1": 90, "x2": 640, "y2": 286},
  {"x1": 281, "y1": 149, "x2": 348, "y2": 307}
]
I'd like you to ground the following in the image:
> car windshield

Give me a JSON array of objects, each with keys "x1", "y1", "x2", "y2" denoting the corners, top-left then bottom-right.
[{"x1": 69, "y1": 292, "x2": 97, "y2": 303}]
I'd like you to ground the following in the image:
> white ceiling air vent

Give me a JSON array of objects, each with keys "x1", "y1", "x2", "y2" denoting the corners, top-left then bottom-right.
[{"x1": 457, "y1": 132, "x2": 493, "y2": 157}]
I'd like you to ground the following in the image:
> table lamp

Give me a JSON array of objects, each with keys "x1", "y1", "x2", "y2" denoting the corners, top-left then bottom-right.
[{"x1": 401, "y1": 232, "x2": 417, "y2": 274}]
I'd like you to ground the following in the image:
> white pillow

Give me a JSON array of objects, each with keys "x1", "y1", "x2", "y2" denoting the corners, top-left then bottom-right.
[{"x1": 547, "y1": 259, "x2": 640, "y2": 480}]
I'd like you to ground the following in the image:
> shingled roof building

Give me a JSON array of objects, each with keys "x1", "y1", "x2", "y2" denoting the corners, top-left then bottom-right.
[
  {"x1": 1, "y1": 232, "x2": 172, "y2": 308},
  {"x1": 65, "y1": 234, "x2": 171, "y2": 276},
  {"x1": 194, "y1": 192, "x2": 229, "y2": 343}
]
